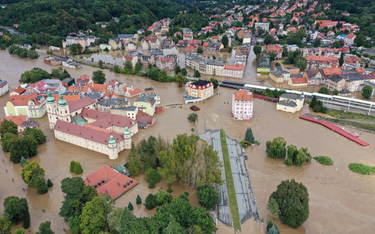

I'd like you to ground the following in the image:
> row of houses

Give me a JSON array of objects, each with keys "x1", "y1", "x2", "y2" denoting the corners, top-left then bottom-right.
[
  {"x1": 185, "y1": 52, "x2": 245, "y2": 78},
  {"x1": 123, "y1": 52, "x2": 178, "y2": 71}
]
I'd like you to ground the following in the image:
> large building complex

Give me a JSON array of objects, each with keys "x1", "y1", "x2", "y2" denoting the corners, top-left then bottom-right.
[{"x1": 46, "y1": 90, "x2": 138, "y2": 159}]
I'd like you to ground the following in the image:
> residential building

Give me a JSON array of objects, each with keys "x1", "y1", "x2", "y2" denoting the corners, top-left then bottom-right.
[
  {"x1": 345, "y1": 33, "x2": 356, "y2": 45},
  {"x1": 255, "y1": 22, "x2": 270, "y2": 32},
  {"x1": 288, "y1": 77, "x2": 308, "y2": 87},
  {"x1": 223, "y1": 64, "x2": 245, "y2": 78},
  {"x1": 96, "y1": 98, "x2": 129, "y2": 113},
  {"x1": 108, "y1": 38, "x2": 123, "y2": 50},
  {"x1": 10, "y1": 87, "x2": 26, "y2": 96},
  {"x1": 1, "y1": 115, "x2": 39, "y2": 132},
  {"x1": 4, "y1": 94, "x2": 46, "y2": 118},
  {"x1": 187, "y1": 80, "x2": 214, "y2": 101},
  {"x1": 263, "y1": 44, "x2": 283, "y2": 59},
  {"x1": 342, "y1": 55, "x2": 360, "y2": 70},
  {"x1": 133, "y1": 93, "x2": 157, "y2": 116},
  {"x1": 269, "y1": 71, "x2": 285, "y2": 83},
  {"x1": 100, "y1": 44, "x2": 111, "y2": 51},
  {"x1": 306, "y1": 56, "x2": 339, "y2": 70},
  {"x1": 83, "y1": 165, "x2": 138, "y2": 200},
  {"x1": 0, "y1": 80, "x2": 9, "y2": 97},
  {"x1": 232, "y1": 90, "x2": 254, "y2": 120},
  {"x1": 304, "y1": 70, "x2": 323, "y2": 85},
  {"x1": 326, "y1": 73, "x2": 364, "y2": 92},
  {"x1": 276, "y1": 94, "x2": 304, "y2": 113},
  {"x1": 257, "y1": 54, "x2": 271, "y2": 73}
]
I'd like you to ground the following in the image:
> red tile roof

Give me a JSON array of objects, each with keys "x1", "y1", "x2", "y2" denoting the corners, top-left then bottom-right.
[
  {"x1": 83, "y1": 166, "x2": 138, "y2": 200},
  {"x1": 291, "y1": 77, "x2": 308, "y2": 84},
  {"x1": 4, "y1": 115, "x2": 27, "y2": 127},
  {"x1": 81, "y1": 108, "x2": 135, "y2": 129},
  {"x1": 54, "y1": 120, "x2": 123, "y2": 145},
  {"x1": 11, "y1": 87, "x2": 26, "y2": 95},
  {"x1": 69, "y1": 97, "x2": 96, "y2": 112},
  {"x1": 345, "y1": 33, "x2": 356, "y2": 39},
  {"x1": 234, "y1": 90, "x2": 254, "y2": 101},
  {"x1": 127, "y1": 88, "x2": 142, "y2": 97},
  {"x1": 6, "y1": 94, "x2": 41, "y2": 106},
  {"x1": 224, "y1": 64, "x2": 244, "y2": 70},
  {"x1": 52, "y1": 95, "x2": 80, "y2": 104},
  {"x1": 321, "y1": 68, "x2": 343, "y2": 76}
]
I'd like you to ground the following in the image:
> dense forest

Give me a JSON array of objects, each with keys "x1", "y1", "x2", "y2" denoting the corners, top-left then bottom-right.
[{"x1": 0, "y1": 0, "x2": 182, "y2": 38}]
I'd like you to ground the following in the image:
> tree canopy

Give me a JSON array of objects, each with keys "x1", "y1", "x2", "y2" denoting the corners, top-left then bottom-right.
[
  {"x1": 362, "y1": 85, "x2": 373, "y2": 99},
  {"x1": 92, "y1": 70, "x2": 106, "y2": 84},
  {"x1": 19, "y1": 67, "x2": 51, "y2": 83},
  {"x1": 266, "y1": 137, "x2": 287, "y2": 159},
  {"x1": 3, "y1": 196, "x2": 30, "y2": 229},
  {"x1": 0, "y1": 119, "x2": 17, "y2": 138},
  {"x1": 23, "y1": 127, "x2": 46, "y2": 145},
  {"x1": 269, "y1": 179, "x2": 309, "y2": 228}
]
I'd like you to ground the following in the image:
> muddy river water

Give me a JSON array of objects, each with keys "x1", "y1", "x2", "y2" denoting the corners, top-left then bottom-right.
[{"x1": 0, "y1": 49, "x2": 374, "y2": 234}]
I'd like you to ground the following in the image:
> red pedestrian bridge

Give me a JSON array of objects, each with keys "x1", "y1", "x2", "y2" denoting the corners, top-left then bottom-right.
[{"x1": 299, "y1": 115, "x2": 370, "y2": 146}]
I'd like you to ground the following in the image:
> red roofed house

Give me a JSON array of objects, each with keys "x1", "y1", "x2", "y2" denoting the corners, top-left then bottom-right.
[
  {"x1": 306, "y1": 56, "x2": 339, "y2": 70},
  {"x1": 2, "y1": 115, "x2": 39, "y2": 132},
  {"x1": 224, "y1": 64, "x2": 244, "y2": 78},
  {"x1": 83, "y1": 165, "x2": 138, "y2": 200},
  {"x1": 10, "y1": 87, "x2": 26, "y2": 96},
  {"x1": 288, "y1": 77, "x2": 308, "y2": 87},
  {"x1": 4, "y1": 94, "x2": 46, "y2": 118},
  {"x1": 342, "y1": 56, "x2": 360, "y2": 70},
  {"x1": 287, "y1": 27, "x2": 297, "y2": 32},
  {"x1": 232, "y1": 90, "x2": 254, "y2": 120},
  {"x1": 187, "y1": 80, "x2": 214, "y2": 102},
  {"x1": 263, "y1": 44, "x2": 283, "y2": 59},
  {"x1": 125, "y1": 87, "x2": 142, "y2": 98},
  {"x1": 345, "y1": 33, "x2": 356, "y2": 45}
]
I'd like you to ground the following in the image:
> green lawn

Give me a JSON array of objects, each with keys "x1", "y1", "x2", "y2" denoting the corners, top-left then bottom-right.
[{"x1": 220, "y1": 129, "x2": 241, "y2": 232}]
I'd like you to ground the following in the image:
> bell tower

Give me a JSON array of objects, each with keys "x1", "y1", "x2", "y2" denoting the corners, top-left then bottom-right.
[
  {"x1": 123, "y1": 126, "x2": 132, "y2": 149},
  {"x1": 107, "y1": 135, "x2": 118, "y2": 160},
  {"x1": 46, "y1": 89, "x2": 57, "y2": 129},
  {"x1": 57, "y1": 92, "x2": 71, "y2": 123}
]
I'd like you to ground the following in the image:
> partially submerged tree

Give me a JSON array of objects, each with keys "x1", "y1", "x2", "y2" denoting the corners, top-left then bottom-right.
[{"x1": 266, "y1": 137, "x2": 287, "y2": 159}]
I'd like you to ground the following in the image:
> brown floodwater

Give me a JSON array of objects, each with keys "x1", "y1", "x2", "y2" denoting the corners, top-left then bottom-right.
[{"x1": 0, "y1": 49, "x2": 375, "y2": 233}]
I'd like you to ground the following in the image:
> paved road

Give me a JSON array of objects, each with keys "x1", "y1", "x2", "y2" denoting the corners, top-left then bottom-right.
[{"x1": 0, "y1": 26, "x2": 28, "y2": 37}]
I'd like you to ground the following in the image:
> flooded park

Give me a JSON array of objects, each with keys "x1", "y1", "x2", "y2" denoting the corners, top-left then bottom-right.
[{"x1": 0, "y1": 48, "x2": 374, "y2": 233}]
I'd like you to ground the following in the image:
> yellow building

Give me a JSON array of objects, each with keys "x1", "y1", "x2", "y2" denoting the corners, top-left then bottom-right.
[
  {"x1": 133, "y1": 93, "x2": 157, "y2": 116},
  {"x1": 4, "y1": 94, "x2": 46, "y2": 118},
  {"x1": 276, "y1": 94, "x2": 305, "y2": 113},
  {"x1": 269, "y1": 71, "x2": 285, "y2": 83},
  {"x1": 256, "y1": 54, "x2": 271, "y2": 73},
  {"x1": 187, "y1": 80, "x2": 214, "y2": 100}
]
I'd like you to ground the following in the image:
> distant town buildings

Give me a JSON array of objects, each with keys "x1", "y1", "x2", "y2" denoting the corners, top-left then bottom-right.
[{"x1": 232, "y1": 90, "x2": 254, "y2": 120}]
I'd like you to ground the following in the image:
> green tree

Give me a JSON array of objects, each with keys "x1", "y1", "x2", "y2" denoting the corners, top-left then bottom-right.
[
  {"x1": 333, "y1": 89, "x2": 339, "y2": 95},
  {"x1": 128, "y1": 202, "x2": 134, "y2": 211},
  {"x1": 21, "y1": 161, "x2": 46, "y2": 190},
  {"x1": 187, "y1": 113, "x2": 198, "y2": 122},
  {"x1": 188, "y1": 206, "x2": 218, "y2": 233},
  {"x1": 0, "y1": 216, "x2": 12, "y2": 234},
  {"x1": 9, "y1": 136, "x2": 38, "y2": 163},
  {"x1": 209, "y1": 78, "x2": 219, "y2": 88},
  {"x1": 193, "y1": 70, "x2": 200, "y2": 78},
  {"x1": 253, "y1": 45, "x2": 262, "y2": 56},
  {"x1": 155, "y1": 189, "x2": 172, "y2": 206},
  {"x1": 294, "y1": 56, "x2": 307, "y2": 72},
  {"x1": 333, "y1": 41, "x2": 343, "y2": 48},
  {"x1": 1, "y1": 132, "x2": 17, "y2": 152},
  {"x1": 59, "y1": 177, "x2": 98, "y2": 222},
  {"x1": 296, "y1": 28, "x2": 306, "y2": 39},
  {"x1": 47, "y1": 179, "x2": 54, "y2": 187},
  {"x1": 0, "y1": 119, "x2": 18, "y2": 138},
  {"x1": 266, "y1": 137, "x2": 287, "y2": 159},
  {"x1": 135, "y1": 61, "x2": 143, "y2": 73},
  {"x1": 98, "y1": 60, "x2": 104, "y2": 69},
  {"x1": 148, "y1": 180, "x2": 156, "y2": 189},
  {"x1": 268, "y1": 225, "x2": 278, "y2": 234},
  {"x1": 181, "y1": 68, "x2": 187, "y2": 76},
  {"x1": 264, "y1": 34, "x2": 274, "y2": 45},
  {"x1": 93, "y1": 70, "x2": 106, "y2": 84},
  {"x1": 354, "y1": 34, "x2": 366, "y2": 47},
  {"x1": 266, "y1": 220, "x2": 279, "y2": 233},
  {"x1": 36, "y1": 221, "x2": 55, "y2": 234},
  {"x1": 136, "y1": 195, "x2": 142, "y2": 204},
  {"x1": 3, "y1": 196, "x2": 30, "y2": 229},
  {"x1": 146, "y1": 168, "x2": 160, "y2": 183},
  {"x1": 144, "y1": 193, "x2": 157, "y2": 210},
  {"x1": 197, "y1": 185, "x2": 219, "y2": 209},
  {"x1": 362, "y1": 85, "x2": 373, "y2": 99},
  {"x1": 14, "y1": 229, "x2": 25, "y2": 234},
  {"x1": 197, "y1": 47, "x2": 203, "y2": 53},
  {"x1": 20, "y1": 156, "x2": 27, "y2": 167},
  {"x1": 314, "y1": 39, "x2": 321, "y2": 47},
  {"x1": 227, "y1": 47, "x2": 232, "y2": 53},
  {"x1": 164, "y1": 215, "x2": 186, "y2": 234},
  {"x1": 80, "y1": 196, "x2": 113, "y2": 234},
  {"x1": 158, "y1": 70, "x2": 168, "y2": 82},
  {"x1": 267, "y1": 198, "x2": 280, "y2": 221},
  {"x1": 23, "y1": 127, "x2": 46, "y2": 145},
  {"x1": 269, "y1": 179, "x2": 309, "y2": 228},
  {"x1": 175, "y1": 65, "x2": 181, "y2": 74},
  {"x1": 339, "y1": 52, "x2": 344, "y2": 66},
  {"x1": 74, "y1": 162, "x2": 83, "y2": 174},
  {"x1": 222, "y1": 35, "x2": 228, "y2": 48},
  {"x1": 318, "y1": 86, "x2": 330, "y2": 95},
  {"x1": 245, "y1": 127, "x2": 255, "y2": 143},
  {"x1": 269, "y1": 52, "x2": 276, "y2": 61},
  {"x1": 176, "y1": 72, "x2": 185, "y2": 87},
  {"x1": 70, "y1": 161, "x2": 76, "y2": 172},
  {"x1": 113, "y1": 65, "x2": 121, "y2": 73},
  {"x1": 51, "y1": 67, "x2": 71, "y2": 80},
  {"x1": 158, "y1": 133, "x2": 223, "y2": 188},
  {"x1": 125, "y1": 60, "x2": 133, "y2": 71}
]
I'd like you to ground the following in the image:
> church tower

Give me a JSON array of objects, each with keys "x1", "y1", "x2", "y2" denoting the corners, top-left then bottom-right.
[
  {"x1": 123, "y1": 126, "x2": 132, "y2": 149},
  {"x1": 107, "y1": 135, "x2": 118, "y2": 160},
  {"x1": 46, "y1": 89, "x2": 57, "y2": 129},
  {"x1": 57, "y1": 92, "x2": 71, "y2": 123}
]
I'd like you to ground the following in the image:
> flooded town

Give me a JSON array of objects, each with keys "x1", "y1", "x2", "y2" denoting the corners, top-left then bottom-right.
[{"x1": 1, "y1": 0, "x2": 375, "y2": 234}]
